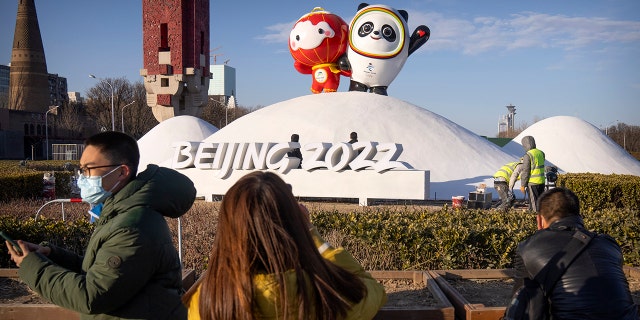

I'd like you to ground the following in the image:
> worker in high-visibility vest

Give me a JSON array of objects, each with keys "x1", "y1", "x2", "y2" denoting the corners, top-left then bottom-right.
[
  {"x1": 493, "y1": 160, "x2": 521, "y2": 209},
  {"x1": 520, "y1": 136, "x2": 546, "y2": 212}
]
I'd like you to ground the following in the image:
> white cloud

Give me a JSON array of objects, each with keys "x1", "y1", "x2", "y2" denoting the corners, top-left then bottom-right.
[
  {"x1": 428, "y1": 11, "x2": 640, "y2": 54},
  {"x1": 262, "y1": 10, "x2": 640, "y2": 54},
  {"x1": 256, "y1": 21, "x2": 296, "y2": 43}
]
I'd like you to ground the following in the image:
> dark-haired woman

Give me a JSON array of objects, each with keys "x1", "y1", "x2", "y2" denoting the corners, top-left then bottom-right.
[{"x1": 183, "y1": 171, "x2": 386, "y2": 320}]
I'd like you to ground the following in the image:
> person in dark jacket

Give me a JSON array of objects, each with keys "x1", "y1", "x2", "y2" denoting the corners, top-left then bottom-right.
[
  {"x1": 348, "y1": 131, "x2": 358, "y2": 144},
  {"x1": 519, "y1": 136, "x2": 545, "y2": 211},
  {"x1": 511, "y1": 188, "x2": 638, "y2": 319},
  {"x1": 5, "y1": 131, "x2": 196, "y2": 320},
  {"x1": 286, "y1": 133, "x2": 303, "y2": 169}
]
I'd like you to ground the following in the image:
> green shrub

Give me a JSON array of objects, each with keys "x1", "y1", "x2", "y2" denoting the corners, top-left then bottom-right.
[
  {"x1": 0, "y1": 216, "x2": 93, "y2": 268},
  {"x1": 1, "y1": 201, "x2": 636, "y2": 272},
  {"x1": 557, "y1": 173, "x2": 640, "y2": 211},
  {"x1": 311, "y1": 206, "x2": 639, "y2": 270},
  {"x1": 0, "y1": 160, "x2": 78, "y2": 201},
  {"x1": 0, "y1": 172, "x2": 43, "y2": 201}
]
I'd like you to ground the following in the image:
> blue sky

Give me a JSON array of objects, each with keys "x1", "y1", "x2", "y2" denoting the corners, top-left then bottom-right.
[{"x1": 1, "y1": 0, "x2": 638, "y2": 137}]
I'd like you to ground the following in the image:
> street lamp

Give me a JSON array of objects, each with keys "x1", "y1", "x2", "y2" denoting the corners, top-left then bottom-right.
[
  {"x1": 45, "y1": 105, "x2": 59, "y2": 160},
  {"x1": 604, "y1": 120, "x2": 618, "y2": 135},
  {"x1": 121, "y1": 100, "x2": 135, "y2": 133},
  {"x1": 89, "y1": 74, "x2": 115, "y2": 131}
]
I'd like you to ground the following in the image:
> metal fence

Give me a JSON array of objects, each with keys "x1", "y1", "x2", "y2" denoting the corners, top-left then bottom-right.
[{"x1": 52, "y1": 144, "x2": 84, "y2": 161}]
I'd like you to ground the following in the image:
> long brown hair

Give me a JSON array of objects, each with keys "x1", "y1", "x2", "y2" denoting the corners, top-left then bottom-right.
[{"x1": 184, "y1": 171, "x2": 365, "y2": 319}]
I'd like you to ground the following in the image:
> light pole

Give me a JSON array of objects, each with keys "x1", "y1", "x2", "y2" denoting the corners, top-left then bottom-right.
[
  {"x1": 45, "y1": 105, "x2": 59, "y2": 160},
  {"x1": 89, "y1": 74, "x2": 115, "y2": 131},
  {"x1": 121, "y1": 100, "x2": 135, "y2": 133},
  {"x1": 604, "y1": 120, "x2": 618, "y2": 135}
]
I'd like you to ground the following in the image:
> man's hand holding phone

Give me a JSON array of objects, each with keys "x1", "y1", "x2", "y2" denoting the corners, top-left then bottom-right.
[
  {"x1": 2, "y1": 231, "x2": 51, "y2": 267},
  {"x1": 1, "y1": 230, "x2": 23, "y2": 255}
]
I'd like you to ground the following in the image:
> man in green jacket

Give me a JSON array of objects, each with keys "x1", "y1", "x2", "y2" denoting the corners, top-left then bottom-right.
[{"x1": 5, "y1": 131, "x2": 196, "y2": 319}]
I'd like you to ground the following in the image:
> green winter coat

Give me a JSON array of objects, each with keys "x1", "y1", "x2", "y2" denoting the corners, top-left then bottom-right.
[{"x1": 19, "y1": 164, "x2": 196, "y2": 320}]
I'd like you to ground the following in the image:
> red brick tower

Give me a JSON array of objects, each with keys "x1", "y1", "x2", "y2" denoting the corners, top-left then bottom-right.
[
  {"x1": 9, "y1": 0, "x2": 50, "y2": 113},
  {"x1": 140, "y1": 0, "x2": 210, "y2": 122}
]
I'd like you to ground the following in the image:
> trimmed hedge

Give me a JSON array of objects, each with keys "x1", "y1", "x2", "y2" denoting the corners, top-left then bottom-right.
[
  {"x1": 1, "y1": 167, "x2": 638, "y2": 271},
  {"x1": 556, "y1": 173, "x2": 640, "y2": 211},
  {"x1": 0, "y1": 216, "x2": 93, "y2": 268},
  {"x1": 1, "y1": 206, "x2": 637, "y2": 271},
  {"x1": 311, "y1": 206, "x2": 639, "y2": 270},
  {"x1": 0, "y1": 160, "x2": 78, "y2": 201}
]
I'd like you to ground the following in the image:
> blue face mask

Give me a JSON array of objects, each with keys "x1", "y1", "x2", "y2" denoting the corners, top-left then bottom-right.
[{"x1": 76, "y1": 166, "x2": 121, "y2": 205}]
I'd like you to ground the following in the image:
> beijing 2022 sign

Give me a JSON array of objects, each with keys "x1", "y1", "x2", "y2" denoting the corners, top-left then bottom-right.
[
  {"x1": 169, "y1": 139, "x2": 429, "y2": 205},
  {"x1": 171, "y1": 140, "x2": 409, "y2": 178}
]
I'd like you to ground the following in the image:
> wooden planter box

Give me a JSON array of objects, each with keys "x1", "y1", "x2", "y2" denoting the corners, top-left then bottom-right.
[
  {"x1": 430, "y1": 267, "x2": 640, "y2": 320},
  {"x1": 428, "y1": 269, "x2": 516, "y2": 320},
  {"x1": 370, "y1": 270, "x2": 455, "y2": 320},
  {"x1": 0, "y1": 268, "x2": 196, "y2": 320}
]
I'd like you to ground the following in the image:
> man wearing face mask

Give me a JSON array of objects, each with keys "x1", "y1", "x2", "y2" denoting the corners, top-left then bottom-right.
[{"x1": 5, "y1": 131, "x2": 196, "y2": 320}]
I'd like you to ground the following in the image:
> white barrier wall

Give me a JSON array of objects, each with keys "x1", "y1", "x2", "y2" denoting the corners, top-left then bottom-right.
[{"x1": 178, "y1": 168, "x2": 429, "y2": 205}]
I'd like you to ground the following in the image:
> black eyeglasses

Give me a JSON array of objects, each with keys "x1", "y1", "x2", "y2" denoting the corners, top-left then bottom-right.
[{"x1": 77, "y1": 164, "x2": 122, "y2": 177}]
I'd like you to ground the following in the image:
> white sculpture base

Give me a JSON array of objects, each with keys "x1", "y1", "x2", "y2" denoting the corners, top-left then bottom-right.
[{"x1": 178, "y1": 168, "x2": 430, "y2": 206}]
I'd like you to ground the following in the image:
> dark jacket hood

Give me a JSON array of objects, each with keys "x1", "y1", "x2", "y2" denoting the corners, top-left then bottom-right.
[
  {"x1": 107, "y1": 164, "x2": 196, "y2": 219},
  {"x1": 521, "y1": 136, "x2": 536, "y2": 151}
]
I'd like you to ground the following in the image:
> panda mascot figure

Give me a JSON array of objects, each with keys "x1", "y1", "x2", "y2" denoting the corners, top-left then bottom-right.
[{"x1": 339, "y1": 3, "x2": 430, "y2": 95}]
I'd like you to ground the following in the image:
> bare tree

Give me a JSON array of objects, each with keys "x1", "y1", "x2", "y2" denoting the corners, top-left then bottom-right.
[
  {"x1": 122, "y1": 82, "x2": 157, "y2": 139},
  {"x1": 498, "y1": 120, "x2": 529, "y2": 138},
  {"x1": 605, "y1": 122, "x2": 639, "y2": 153},
  {"x1": 54, "y1": 101, "x2": 86, "y2": 139},
  {"x1": 85, "y1": 78, "x2": 260, "y2": 139},
  {"x1": 199, "y1": 97, "x2": 259, "y2": 129},
  {"x1": 85, "y1": 77, "x2": 132, "y2": 132}
]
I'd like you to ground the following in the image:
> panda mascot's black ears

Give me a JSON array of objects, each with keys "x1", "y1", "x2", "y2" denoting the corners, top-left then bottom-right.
[
  {"x1": 399, "y1": 10, "x2": 409, "y2": 22},
  {"x1": 357, "y1": 3, "x2": 410, "y2": 23}
]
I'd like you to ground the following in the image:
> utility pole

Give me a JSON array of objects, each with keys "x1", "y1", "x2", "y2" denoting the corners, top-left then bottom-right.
[{"x1": 45, "y1": 106, "x2": 59, "y2": 160}]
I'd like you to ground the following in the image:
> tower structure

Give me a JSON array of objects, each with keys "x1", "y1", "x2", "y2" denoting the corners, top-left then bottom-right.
[
  {"x1": 140, "y1": 0, "x2": 211, "y2": 122},
  {"x1": 498, "y1": 104, "x2": 517, "y2": 134},
  {"x1": 9, "y1": 0, "x2": 50, "y2": 113},
  {"x1": 505, "y1": 104, "x2": 516, "y2": 131}
]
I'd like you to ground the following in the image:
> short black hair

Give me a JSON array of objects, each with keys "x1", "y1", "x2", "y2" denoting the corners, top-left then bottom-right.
[
  {"x1": 537, "y1": 187, "x2": 580, "y2": 221},
  {"x1": 85, "y1": 131, "x2": 140, "y2": 176}
]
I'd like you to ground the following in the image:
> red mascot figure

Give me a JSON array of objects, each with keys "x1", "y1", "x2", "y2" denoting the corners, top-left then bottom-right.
[{"x1": 289, "y1": 7, "x2": 350, "y2": 93}]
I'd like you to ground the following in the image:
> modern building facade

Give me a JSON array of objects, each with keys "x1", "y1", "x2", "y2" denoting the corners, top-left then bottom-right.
[
  {"x1": 209, "y1": 64, "x2": 236, "y2": 97},
  {"x1": 68, "y1": 92, "x2": 83, "y2": 104}
]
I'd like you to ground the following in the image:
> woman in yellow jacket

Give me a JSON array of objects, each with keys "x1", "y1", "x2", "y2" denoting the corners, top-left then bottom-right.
[{"x1": 183, "y1": 171, "x2": 387, "y2": 320}]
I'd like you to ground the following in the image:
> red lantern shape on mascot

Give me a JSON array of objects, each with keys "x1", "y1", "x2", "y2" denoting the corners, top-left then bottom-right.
[{"x1": 289, "y1": 7, "x2": 350, "y2": 93}]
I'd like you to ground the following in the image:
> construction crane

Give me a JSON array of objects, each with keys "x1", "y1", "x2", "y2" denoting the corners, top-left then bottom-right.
[{"x1": 210, "y1": 46, "x2": 223, "y2": 65}]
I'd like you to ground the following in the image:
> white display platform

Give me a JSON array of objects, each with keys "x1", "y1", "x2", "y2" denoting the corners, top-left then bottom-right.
[{"x1": 177, "y1": 168, "x2": 430, "y2": 206}]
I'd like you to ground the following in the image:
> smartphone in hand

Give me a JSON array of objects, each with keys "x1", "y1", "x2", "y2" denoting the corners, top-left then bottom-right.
[{"x1": 0, "y1": 230, "x2": 23, "y2": 255}]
